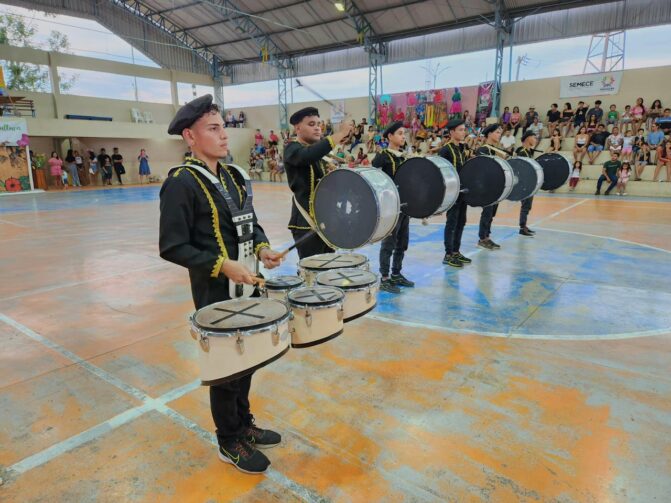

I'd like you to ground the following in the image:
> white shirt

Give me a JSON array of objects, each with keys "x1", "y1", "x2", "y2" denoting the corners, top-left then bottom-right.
[
  {"x1": 571, "y1": 168, "x2": 581, "y2": 178},
  {"x1": 529, "y1": 123, "x2": 543, "y2": 136},
  {"x1": 500, "y1": 135, "x2": 516, "y2": 149}
]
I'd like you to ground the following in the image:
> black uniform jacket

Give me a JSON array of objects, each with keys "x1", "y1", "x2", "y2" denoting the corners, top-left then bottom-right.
[
  {"x1": 515, "y1": 146, "x2": 534, "y2": 158},
  {"x1": 159, "y1": 157, "x2": 270, "y2": 309},
  {"x1": 283, "y1": 137, "x2": 336, "y2": 230},
  {"x1": 371, "y1": 148, "x2": 407, "y2": 179},
  {"x1": 438, "y1": 142, "x2": 466, "y2": 172}
]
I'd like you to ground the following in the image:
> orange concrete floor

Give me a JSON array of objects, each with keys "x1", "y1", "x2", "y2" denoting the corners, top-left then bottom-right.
[{"x1": 1, "y1": 183, "x2": 670, "y2": 502}]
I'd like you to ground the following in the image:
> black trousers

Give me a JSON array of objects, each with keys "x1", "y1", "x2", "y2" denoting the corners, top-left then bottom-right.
[
  {"x1": 444, "y1": 198, "x2": 467, "y2": 255},
  {"x1": 210, "y1": 372, "x2": 254, "y2": 444},
  {"x1": 519, "y1": 196, "x2": 533, "y2": 228},
  {"x1": 479, "y1": 204, "x2": 498, "y2": 240},
  {"x1": 291, "y1": 228, "x2": 334, "y2": 259},
  {"x1": 379, "y1": 213, "x2": 410, "y2": 277}
]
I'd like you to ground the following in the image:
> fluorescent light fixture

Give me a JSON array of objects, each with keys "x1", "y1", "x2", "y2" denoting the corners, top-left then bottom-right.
[{"x1": 334, "y1": 2, "x2": 345, "y2": 12}]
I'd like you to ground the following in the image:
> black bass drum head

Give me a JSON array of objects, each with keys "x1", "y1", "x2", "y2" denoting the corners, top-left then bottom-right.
[
  {"x1": 536, "y1": 153, "x2": 571, "y2": 190},
  {"x1": 507, "y1": 158, "x2": 540, "y2": 201},
  {"x1": 460, "y1": 157, "x2": 506, "y2": 207},
  {"x1": 395, "y1": 157, "x2": 447, "y2": 218}
]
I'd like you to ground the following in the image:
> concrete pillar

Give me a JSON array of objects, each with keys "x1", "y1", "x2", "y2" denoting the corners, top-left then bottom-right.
[
  {"x1": 47, "y1": 52, "x2": 62, "y2": 119},
  {"x1": 169, "y1": 70, "x2": 179, "y2": 112}
]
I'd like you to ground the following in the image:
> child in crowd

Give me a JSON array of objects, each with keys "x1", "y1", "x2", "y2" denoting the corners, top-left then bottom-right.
[
  {"x1": 586, "y1": 115, "x2": 598, "y2": 133},
  {"x1": 620, "y1": 105, "x2": 633, "y2": 135},
  {"x1": 569, "y1": 160, "x2": 582, "y2": 191},
  {"x1": 61, "y1": 170, "x2": 69, "y2": 188},
  {"x1": 606, "y1": 104, "x2": 619, "y2": 130},
  {"x1": 635, "y1": 142, "x2": 650, "y2": 180},
  {"x1": 621, "y1": 130, "x2": 634, "y2": 162},
  {"x1": 617, "y1": 162, "x2": 632, "y2": 195}
]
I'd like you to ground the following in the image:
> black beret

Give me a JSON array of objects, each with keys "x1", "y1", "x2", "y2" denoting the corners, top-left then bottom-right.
[
  {"x1": 290, "y1": 107, "x2": 320, "y2": 125},
  {"x1": 383, "y1": 121, "x2": 404, "y2": 138},
  {"x1": 521, "y1": 130, "x2": 537, "y2": 141},
  {"x1": 482, "y1": 124, "x2": 502, "y2": 137},
  {"x1": 446, "y1": 119, "x2": 465, "y2": 131},
  {"x1": 168, "y1": 94, "x2": 216, "y2": 135}
]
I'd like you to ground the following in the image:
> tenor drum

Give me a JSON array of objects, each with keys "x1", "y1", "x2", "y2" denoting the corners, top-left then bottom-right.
[
  {"x1": 536, "y1": 153, "x2": 571, "y2": 190},
  {"x1": 313, "y1": 167, "x2": 400, "y2": 249},
  {"x1": 395, "y1": 156, "x2": 460, "y2": 218},
  {"x1": 506, "y1": 157, "x2": 545, "y2": 201},
  {"x1": 260, "y1": 275, "x2": 304, "y2": 302},
  {"x1": 315, "y1": 268, "x2": 379, "y2": 322},
  {"x1": 287, "y1": 286, "x2": 345, "y2": 348},
  {"x1": 190, "y1": 298, "x2": 291, "y2": 385},
  {"x1": 460, "y1": 156, "x2": 515, "y2": 207},
  {"x1": 298, "y1": 252, "x2": 369, "y2": 286}
]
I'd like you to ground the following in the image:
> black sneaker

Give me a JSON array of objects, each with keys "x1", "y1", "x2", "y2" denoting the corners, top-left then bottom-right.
[
  {"x1": 594, "y1": 190, "x2": 600, "y2": 195},
  {"x1": 455, "y1": 252, "x2": 472, "y2": 264},
  {"x1": 526, "y1": 227, "x2": 536, "y2": 234},
  {"x1": 391, "y1": 273, "x2": 415, "y2": 287},
  {"x1": 487, "y1": 239, "x2": 501, "y2": 249},
  {"x1": 443, "y1": 253, "x2": 463, "y2": 268},
  {"x1": 477, "y1": 239, "x2": 495, "y2": 250},
  {"x1": 246, "y1": 424, "x2": 281, "y2": 449},
  {"x1": 519, "y1": 227, "x2": 534, "y2": 237},
  {"x1": 218, "y1": 438, "x2": 270, "y2": 474},
  {"x1": 380, "y1": 278, "x2": 401, "y2": 294}
]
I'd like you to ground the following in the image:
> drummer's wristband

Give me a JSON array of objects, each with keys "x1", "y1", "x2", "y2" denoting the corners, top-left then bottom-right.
[{"x1": 255, "y1": 242, "x2": 271, "y2": 259}]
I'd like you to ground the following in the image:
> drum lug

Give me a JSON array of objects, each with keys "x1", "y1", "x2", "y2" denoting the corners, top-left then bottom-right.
[
  {"x1": 189, "y1": 326, "x2": 198, "y2": 341},
  {"x1": 337, "y1": 304, "x2": 344, "y2": 321},
  {"x1": 271, "y1": 324, "x2": 279, "y2": 346},
  {"x1": 305, "y1": 310, "x2": 312, "y2": 327},
  {"x1": 236, "y1": 331, "x2": 244, "y2": 354},
  {"x1": 199, "y1": 333, "x2": 210, "y2": 353},
  {"x1": 365, "y1": 287, "x2": 372, "y2": 303}
]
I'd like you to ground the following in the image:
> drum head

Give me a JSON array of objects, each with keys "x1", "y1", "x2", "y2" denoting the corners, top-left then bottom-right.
[
  {"x1": 265, "y1": 275, "x2": 304, "y2": 290},
  {"x1": 461, "y1": 157, "x2": 508, "y2": 207},
  {"x1": 313, "y1": 169, "x2": 378, "y2": 249},
  {"x1": 194, "y1": 298, "x2": 288, "y2": 332},
  {"x1": 288, "y1": 286, "x2": 344, "y2": 307},
  {"x1": 299, "y1": 253, "x2": 367, "y2": 271},
  {"x1": 507, "y1": 158, "x2": 541, "y2": 201},
  {"x1": 395, "y1": 157, "x2": 449, "y2": 218},
  {"x1": 315, "y1": 268, "x2": 378, "y2": 290},
  {"x1": 536, "y1": 153, "x2": 571, "y2": 190}
]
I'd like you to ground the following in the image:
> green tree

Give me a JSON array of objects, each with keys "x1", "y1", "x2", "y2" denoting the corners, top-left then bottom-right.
[{"x1": 0, "y1": 13, "x2": 77, "y2": 92}]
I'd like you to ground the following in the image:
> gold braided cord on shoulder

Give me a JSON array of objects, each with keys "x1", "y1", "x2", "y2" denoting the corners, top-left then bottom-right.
[
  {"x1": 219, "y1": 165, "x2": 244, "y2": 206},
  {"x1": 385, "y1": 151, "x2": 397, "y2": 175}
]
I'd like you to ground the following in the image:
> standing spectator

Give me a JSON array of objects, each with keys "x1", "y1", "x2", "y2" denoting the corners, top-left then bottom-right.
[
  {"x1": 237, "y1": 110, "x2": 246, "y2": 127},
  {"x1": 646, "y1": 123, "x2": 665, "y2": 163},
  {"x1": 631, "y1": 97, "x2": 646, "y2": 133},
  {"x1": 87, "y1": 150, "x2": 99, "y2": 186},
  {"x1": 254, "y1": 129, "x2": 264, "y2": 152},
  {"x1": 560, "y1": 102, "x2": 574, "y2": 137},
  {"x1": 653, "y1": 140, "x2": 671, "y2": 182},
  {"x1": 620, "y1": 105, "x2": 633, "y2": 135},
  {"x1": 605, "y1": 104, "x2": 619, "y2": 131},
  {"x1": 621, "y1": 129, "x2": 634, "y2": 163},
  {"x1": 605, "y1": 126, "x2": 624, "y2": 154},
  {"x1": 500, "y1": 128, "x2": 516, "y2": 154},
  {"x1": 509, "y1": 106, "x2": 522, "y2": 137},
  {"x1": 522, "y1": 106, "x2": 538, "y2": 133},
  {"x1": 547, "y1": 129, "x2": 562, "y2": 152},
  {"x1": 74, "y1": 150, "x2": 88, "y2": 186},
  {"x1": 48, "y1": 151, "x2": 64, "y2": 190},
  {"x1": 65, "y1": 149, "x2": 81, "y2": 187},
  {"x1": 587, "y1": 100, "x2": 604, "y2": 124},
  {"x1": 98, "y1": 148, "x2": 113, "y2": 186},
  {"x1": 224, "y1": 110, "x2": 236, "y2": 127},
  {"x1": 528, "y1": 116, "x2": 544, "y2": 139},
  {"x1": 573, "y1": 101, "x2": 589, "y2": 133},
  {"x1": 587, "y1": 124, "x2": 609, "y2": 164},
  {"x1": 573, "y1": 126, "x2": 590, "y2": 163},
  {"x1": 546, "y1": 103, "x2": 561, "y2": 137},
  {"x1": 268, "y1": 130, "x2": 279, "y2": 147},
  {"x1": 647, "y1": 99, "x2": 663, "y2": 130},
  {"x1": 616, "y1": 162, "x2": 632, "y2": 195},
  {"x1": 568, "y1": 160, "x2": 582, "y2": 191},
  {"x1": 634, "y1": 138, "x2": 650, "y2": 180},
  {"x1": 138, "y1": 148, "x2": 151, "y2": 184},
  {"x1": 595, "y1": 151, "x2": 621, "y2": 196},
  {"x1": 111, "y1": 147, "x2": 125, "y2": 185}
]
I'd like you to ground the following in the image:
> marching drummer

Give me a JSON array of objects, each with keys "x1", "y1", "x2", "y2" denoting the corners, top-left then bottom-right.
[
  {"x1": 439, "y1": 119, "x2": 472, "y2": 268},
  {"x1": 475, "y1": 124, "x2": 506, "y2": 251},
  {"x1": 372, "y1": 120, "x2": 415, "y2": 294},
  {"x1": 159, "y1": 95, "x2": 284, "y2": 475},
  {"x1": 284, "y1": 107, "x2": 353, "y2": 258},
  {"x1": 516, "y1": 130, "x2": 539, "y2": 237}
]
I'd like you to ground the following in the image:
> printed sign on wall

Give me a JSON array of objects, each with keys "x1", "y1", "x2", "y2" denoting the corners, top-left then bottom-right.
[{"x1": 560, "y1": 71, "x2": 623, "y2": 98}]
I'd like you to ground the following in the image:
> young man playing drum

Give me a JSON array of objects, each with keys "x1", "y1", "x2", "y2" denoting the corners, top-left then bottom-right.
[
  {"x1": 516, "y1": 130, "x2": 539, "y2": 237},
  {"x1": 476, "y1": 124, "x2": 506, "y2": 250},
  {"x1": 372, "y1": 121, "x2": 415, "y2": 293},
  {"x1": 284, "y1": 107, "x2": 353, "y2": 258},
  {"x1": 159, "y1": 94, "x2": 284, "y2": 475},
  {"x1": 440, "y1": 119, "x2": 472, "y2": 268}
]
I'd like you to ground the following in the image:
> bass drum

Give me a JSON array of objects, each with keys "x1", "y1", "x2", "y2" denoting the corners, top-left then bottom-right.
[
  {"x1": 507, "y1": 157, "x2": 544, "y2": 201},
  {"x1": 313, "y1": 167, "x2": 400, "y2": 250},
  {"x1": 536, "y1": 153, "x2": 571, "y2": 190},
  {"x1": 394, "y1": 156, "x2": 460, "y2": 218},
  {"x1": 460, "y1": 156, "x2": 515, "y2": 207}
]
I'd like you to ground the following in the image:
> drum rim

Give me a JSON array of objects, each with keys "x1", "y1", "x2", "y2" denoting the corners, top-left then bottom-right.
[
  {"x1": 506, "y1": 157, "x2": 544, "y2": 201},
  {"x1": 263, "y1": 275, "x2": 305, "y2": 290},
  {"x1": 396, "y1": 156, "x2": 459, "y2": 217},
  {"x1": 298, "y1": 253, "x2": 368, "y2": 271},
  {"x1": 537, "y1": 152, "x2": 571, "y2": 190},
  {"x1": 287, "y1": 286, "x2": 345, "y2": 308},
  {"x1": 192, "y1": 299, "x2": 290, "y2": 335},
  {"x1": 314, "y1": 268, "x2": 380, "y2": 290}
]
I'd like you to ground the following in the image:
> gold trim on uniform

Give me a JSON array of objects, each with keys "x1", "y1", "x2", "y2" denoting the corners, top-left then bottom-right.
[{"x1": 254, "y1": 242, "x2": 270, "y2": 258}]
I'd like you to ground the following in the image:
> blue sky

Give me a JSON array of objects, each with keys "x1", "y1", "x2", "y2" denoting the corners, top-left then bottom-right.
[{"x1": 1, "y1": 3, "x2": 670, "y2": 108}]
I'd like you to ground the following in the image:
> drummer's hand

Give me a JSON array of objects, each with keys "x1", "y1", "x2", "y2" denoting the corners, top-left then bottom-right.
[
  {"x1": 219, "y1": 259, "x2": 255, "y2": 284},
  {"x1": 259, "y1": 248, "x2": 283, "y2": 269},
  {"x1": 332, "y1": 121, "x2": 354, "y2": 145}
]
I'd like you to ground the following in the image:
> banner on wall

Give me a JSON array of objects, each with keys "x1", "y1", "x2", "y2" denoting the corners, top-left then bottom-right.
[
  {"x1": 559, "y1": 71, "x2": 623, "y2": 98},
  {"x1": 0, "y1": 118, "x2": 28, "y2": 145},
  {"x1": 476, "y1": 81, "x2": 495, "y2": 123},
  {"x1": 0, "y1": 66, "x2": 6, "y2": 96},
  {"x1": 0, "y1": 118, "x2": 32, "y2": 193}
]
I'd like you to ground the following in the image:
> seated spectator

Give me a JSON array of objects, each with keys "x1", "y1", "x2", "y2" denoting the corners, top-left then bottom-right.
[
  {"x1": 587, "y1": 100, "x2": 604, "y2": 124},
  {"x1": 632, "y1": 97, "x2": 645, "y2": 133},
  {"x1": 500, "y1": 106, "x2": 511, "y2": 128},
  {"x1": 646, "y1": 123, "x2": 665, "y2": 163},
  {"x1": 268, "y1": 130, "x2": 279, "y2": 147},
  {"x1": 634, "y1": 142, "x2": 650, "y2": 180},
  {"x1": 595, "y1": 151, "x2": 621, "y2": 196},
  {"x1": 546, "y1": 103, "x2": 561, "y2": 137},
  {"x1": 573, "y1": 101, "x2": 589, "y2": 133},
  {"x1": 620, "y1": 105, "x2": 633, "y2": 135},
  {"x1": 356, "y1": 147, "x2": 366, "y2": 164},
  {"x1": 500, "y1": 128, "x2": 516, "y2": 154},
  {"x1": 522, "y1": 106, "x2": 538, "y2": 133},
  {"x1": 509, "y1": 106, "x2": 522, "y2": 136},
  {"x1": 547, "y1": 129, "x2": 562, "y2": 152},
  {"x1": 249, "y1": 155, "x2": 264, "y2": 180},
  {"x1": 568, "y1": 160, "x2": 582, "y2": 191},
  {"x1": 606, "y1": 126, "x2": 624, "y2": 154},
  {"x1": 656, "y1": 108, "x2": 671, "y2": 135},
  {"x1": 587, "y1": 124, "x2": 609, "y2": 164},
  {"x1": 528, "y1": 117, "x2": 544, "y2": 139},
  {"x1": 574, "y1": 126, "x2": 590, "y2": 163},
  {"x1": 346, "y1": 154, "x2": 356, "y2": 169},
  {"x1": 653, "y1": 140, "x2": 671, "y2": 182},
  {"x1": 254, "y1": 129, "x2": 264, "y2": 152},
  {"x1": 224, "y1": 110, "x2": 236, "y2": 127},
  {"x1": 237, "y1": 110, "x2": 246, "y2": 128},
  {"x1": 586, "y1": 115, "x2": 599, "y2": 134},
  {"x1": 325, "y1": 119, "x2": 333, "y2": 136},
  {"x1": 560, "y1": 102, "x2": 574, "y2": 137},
  {"x1": 647, "y1": 99, "x2": 663, "y2": 131},
  {"x1": 606, "y1": 104, "x2": 619, "y2": 131},
  {"x1": 336, "y1": 146, "x2": 345, "y2": 159},
  {"x1": 621, "y1": 129, "x2": 634, "y2": 162}
]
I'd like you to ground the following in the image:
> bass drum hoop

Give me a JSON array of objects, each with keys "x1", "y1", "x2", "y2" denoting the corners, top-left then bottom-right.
[
  {"x1": 537, "y1": 152, "x2": 571, "y2": 191},
  {"x1": 506, "y1": 157, "x2": 545, "y2": 201},
  {"x1": 395, "y1": 156, "x2": 460, "y2": 217}
]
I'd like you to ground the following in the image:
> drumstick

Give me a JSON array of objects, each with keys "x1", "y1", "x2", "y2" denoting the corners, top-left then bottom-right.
[
  {"x1": 295, "y1": 79, "x2": 337, "y2": 108},
  {"x1": 277, "y1": 222, "x2": 327, "y2": 258}
]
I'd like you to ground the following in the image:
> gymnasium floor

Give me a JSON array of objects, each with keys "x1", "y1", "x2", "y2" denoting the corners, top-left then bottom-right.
[{"x1": 1, "y1": 183, "x2": 670, "y2": 502}]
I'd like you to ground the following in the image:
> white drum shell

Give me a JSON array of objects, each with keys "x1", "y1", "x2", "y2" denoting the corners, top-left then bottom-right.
[
  {"x1": 428, "y1": 155, "x2": 461, "y2": 214},
  {"x1": 490, "y1": 156, "x2": 515, "y2": 205},
  {"x1": 315, "y1": 270, "x2": 379, "y2": 322},
  {"x1": 288, "y1": 303, "x2": 344, "y2": 347},
  {"x1": 298, "y1": 253, "x2": 370, "y2": 286}
]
